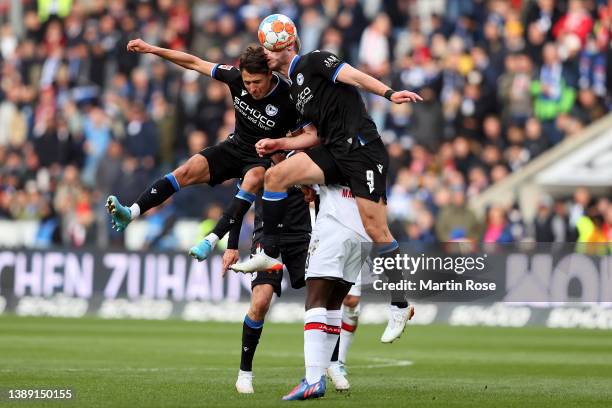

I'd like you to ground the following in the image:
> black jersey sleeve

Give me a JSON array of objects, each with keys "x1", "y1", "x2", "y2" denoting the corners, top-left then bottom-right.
[
  {"x1": 289, "y1": 110, "x2": 312, "y2": 134},
  {"x1": 306, "y1": 50, "x2": 346, "y2": 83},
  {"x1": 211, "y1": 64, "x2": 242, "y2": 84}
]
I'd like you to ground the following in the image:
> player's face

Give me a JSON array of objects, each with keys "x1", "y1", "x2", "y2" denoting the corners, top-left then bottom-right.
[
  {"x1": 241, "y1": 70, "x2": 273, "y2": 100},
  {"x1": 263, "y1": 47, "x2": 290, "y2": 71}
]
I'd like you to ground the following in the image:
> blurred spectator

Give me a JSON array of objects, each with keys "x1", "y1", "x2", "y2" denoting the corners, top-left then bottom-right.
[
  {"x1": 358, "y1": 12, "x2": 392, "y2": 78},
  {"x1": 530, "y1": 43, "x2": 576, "y2": 143},
  {"x1": 524, "y1": 117, "x2": 549, "y2": 158},
  {"x1": 498, "y1": 53, "x2": 533, "y2": 126},
  {"x1": 569, "y1": 186, "x2": 590, "y2": 231},
  {"x1": 335, "y1": 0, "x2": 368, "y2": 62},
  {"x1": 483, "y1": 205, "x2": 513, "y2": 243},
  {"x1": 0, "y1": 87, "x2": 28, "y2": 147},
  {"x1": 82, "y1": 106, "x2": 111, "y2": 186},
  {"x1": 409, "y1": 87, "x2": 444, "y2": 152},
  {"x1": 435, "y1": 189, "x2": 481, "y2": 242},
  {"x1": 123, "y1": 102, "x2": 159, "y2": 168},
  {"x1": 552, "y1": 0, "x2": 593, "y2": 48}
]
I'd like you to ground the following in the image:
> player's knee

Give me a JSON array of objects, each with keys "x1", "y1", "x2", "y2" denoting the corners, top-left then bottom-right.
[
  {"x1": 264, "y1": 166, "x2": 286, "y2": 190},
  {"x1": 250, "y1": 297, "x2": 271, "y2": 320},
  {"x1": 363, "y1": 222, "x2": 384, "y2": 241},
  {"x1": 173, "y1": 163, "x2": 199, "y2": 186},
  {"x1": 242, "y1": 167, "x2": 265, "y2": 192},
  {"x1": 343, "y1": 295, "x2": 360, "y2": 308},
  {"x1": 174, "y1": 156, "x2": 208, "y2": 185},
  {"x1": 172, "y1": 165, "x2": 188, "y2": 185}
]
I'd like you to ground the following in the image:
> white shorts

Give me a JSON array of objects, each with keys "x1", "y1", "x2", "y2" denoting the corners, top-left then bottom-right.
[
  {"x1": 348, "y1": 270, "x2": 361, "y2": 296},
  {"x1": 305, "y1": 215, "x2": 370, "y2": 284}
]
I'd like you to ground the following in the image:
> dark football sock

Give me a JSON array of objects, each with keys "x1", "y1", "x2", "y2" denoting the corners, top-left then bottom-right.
[
  {"x1": 135, "y1": 173, "x2": 180, "y2": 215},
  {"x1": 330, "y1": 336, "x2": 340, "y2": 363},
  {"x1": 240, "y1": 315, "x2": 264, "y2": 372},
  {"x1": 211, "y1": 188, "x2": 256, "y2": 239},
  {"x1": 380, "y1": 241, "x2": 408, "y2": 308},
  {"x1": 262, "y1": 191, "x2": 288, "y2": 258}
]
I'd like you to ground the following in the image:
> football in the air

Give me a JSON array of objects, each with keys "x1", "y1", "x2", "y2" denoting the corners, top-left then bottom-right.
[{"x1": 258, "y1": 14, "x2": 297, "y2": 51}]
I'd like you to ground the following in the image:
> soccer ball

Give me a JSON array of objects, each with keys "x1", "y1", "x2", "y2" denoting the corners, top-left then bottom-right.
[{"x1": 258, "y1": 14, "x2": 297, "y2": 51}]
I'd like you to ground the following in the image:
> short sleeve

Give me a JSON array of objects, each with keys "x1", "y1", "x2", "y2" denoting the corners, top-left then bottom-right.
[
  {"x1": 211, "y1": 64, "x2": 242, "y2": 84},
  {"x1": 306, "y1": 51, "x2": 346, "y2": 83},
  {"x1": 291, "y1": 115, "x2": 313, "y2": 133}
]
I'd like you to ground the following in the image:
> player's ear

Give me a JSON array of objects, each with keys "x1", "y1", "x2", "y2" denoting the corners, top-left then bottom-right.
[{"x1": 294, "y1": 36, "x2": 301, "y2": 53}]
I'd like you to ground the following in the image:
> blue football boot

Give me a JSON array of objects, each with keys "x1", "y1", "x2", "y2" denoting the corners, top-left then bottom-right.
[
  {"x1": 188, "y1": 239, "x2": 214, "y2": 261},
  {"x1": 105, "y1": 195, "x2": 132, "y2": 232},
  {"x1": 282, "y1": 376, "x2": 326, "y2": 401}
]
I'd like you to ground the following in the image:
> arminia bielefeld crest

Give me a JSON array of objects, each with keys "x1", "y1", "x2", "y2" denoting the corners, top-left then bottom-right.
[{"x1": 266, "y1": 104, "x2": 278, "y2": 116}]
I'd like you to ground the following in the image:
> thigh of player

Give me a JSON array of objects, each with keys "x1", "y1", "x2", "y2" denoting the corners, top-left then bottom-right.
[
  {"x1": 303, "y1": 145, "x2": 346, "y2": 186},
  {"x1": 329, "y1": 137, "x2": 389, "y2": 203},
  {"x1": 279, "y1": 240, "x2": 309, "y2": 291},
  {"x1": 200, "y1": 139, "x2": 271, "y2": 186},
  {"x1": 265, "y1": 151, "x2": 325, "y2": 191},
  {"x1": 306, "y1": 216, "x2": 362, "y2": 284}
]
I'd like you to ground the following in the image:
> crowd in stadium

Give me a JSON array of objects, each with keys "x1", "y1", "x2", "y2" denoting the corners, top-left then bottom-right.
[{"x1": 0, "y1": 0, "x2": 610, "y2": 248}]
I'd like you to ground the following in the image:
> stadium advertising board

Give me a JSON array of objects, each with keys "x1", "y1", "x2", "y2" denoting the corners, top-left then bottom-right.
[{"x1": 0, "y1": 244, "x2": 611, "y2": 329}]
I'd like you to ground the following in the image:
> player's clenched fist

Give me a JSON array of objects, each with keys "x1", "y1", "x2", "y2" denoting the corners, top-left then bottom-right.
[
  {"x1": 126, "y1": 38, "x2": 155, "y2": 53},
  {"x1": 255, "y1": 138, "x2": 281, "y2": 157}
]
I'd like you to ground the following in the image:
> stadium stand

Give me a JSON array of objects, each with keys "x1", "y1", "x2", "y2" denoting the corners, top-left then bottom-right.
[{"x1": 0, "y1": 0, "x2": 610, "y2": 249}]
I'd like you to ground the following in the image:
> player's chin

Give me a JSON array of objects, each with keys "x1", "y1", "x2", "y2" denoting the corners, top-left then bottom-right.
[{"x1": 266, "y1": 60, "x2": 280, "y2": 70}]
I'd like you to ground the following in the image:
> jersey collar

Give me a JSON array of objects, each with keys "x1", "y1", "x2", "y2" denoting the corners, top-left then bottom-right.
[
  {"x1": 264, "y1": 73, "x2": 280, "y2": 98},
  {"x1": 288, "y1": 55, "x2": 301, "y2": 78}
]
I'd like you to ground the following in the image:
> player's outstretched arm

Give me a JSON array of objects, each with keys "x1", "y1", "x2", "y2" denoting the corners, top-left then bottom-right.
[
  {"x1": 126, "y1": 38, "x2": 215, "y2": 77},
  {"x1": 255, "y1": 124, "x2": 320, "y2": 156},
  {"x1": 335, "y1": 63, "x2": 423, "y2": 104}
]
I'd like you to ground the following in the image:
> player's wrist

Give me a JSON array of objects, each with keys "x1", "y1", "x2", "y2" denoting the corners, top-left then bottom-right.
[
  {"x1": 383, "y1": 89, "x2": 396, "y2": 101},
  {"x1": 277, "y1": 138, "x2": 288, "y2": 150}
]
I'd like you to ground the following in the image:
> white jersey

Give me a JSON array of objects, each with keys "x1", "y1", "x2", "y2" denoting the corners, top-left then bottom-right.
[{"x1": 315, "y1": 185, "x2": 371, "y2": 242}]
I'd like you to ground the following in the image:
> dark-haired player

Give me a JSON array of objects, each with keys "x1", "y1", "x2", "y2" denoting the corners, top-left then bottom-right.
[
  {"x1": 106, "y1": 40, "x2": 312, "y2": 261},
  {"x1": 224, "y1": 179, "x2": 312, "y2": 394},
  {"x1": 233, "y1": 16, "x2": 418, "y2": 344}
]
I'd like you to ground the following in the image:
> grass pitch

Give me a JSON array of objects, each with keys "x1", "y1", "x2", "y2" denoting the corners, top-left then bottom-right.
[{"x1": 1, "y1": 316, "x2": 611, "y2": 407}]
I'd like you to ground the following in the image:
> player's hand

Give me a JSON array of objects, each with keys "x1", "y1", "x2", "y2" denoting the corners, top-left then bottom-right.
[
  {"x1": 256, "y1": 138, "x2": 283, "y2": 156},
  {"x1": 126, "y1": 38, "x2": 155, "y2": 54},
  {"x1": 222, "y1": 249, "x2": 240, "y2": 276},
  {"x1": 390, "y1": 90, "x2": 423, "y2": 104},
  {"x1": 301, "y1": 186, "x2": 316, "y2": 202}
]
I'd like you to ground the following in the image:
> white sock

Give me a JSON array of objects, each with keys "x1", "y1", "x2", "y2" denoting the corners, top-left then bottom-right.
[
  {"x1": 304, "y1": 307, "x2": 327, "y2": 384},
  {"x1": 204, "y1": 233, "x2": 220, "y2": 247},
  {"x1": 325, "y1": 309, "x2": 342, "y2": 367},
  {"x1": 238, "y1": 369, "x2": 252, "y2": 378},
  {"x1": 339, "y1": 306, "x2": 358, "y2": 364},
  {"x1": 129, "y1": 204, "x2": 140, "y2": 219}
]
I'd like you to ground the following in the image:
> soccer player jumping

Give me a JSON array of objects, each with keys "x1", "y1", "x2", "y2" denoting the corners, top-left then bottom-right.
[
  {"x1": 224, "y1": 174, "x2": 313, "y2": 394},
  {"x1": 106, "y1": 40, "x2": 310, "y2": 261},
  {"x1": 232, "y1": 14, "x2": 419, "y2": 343}
]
